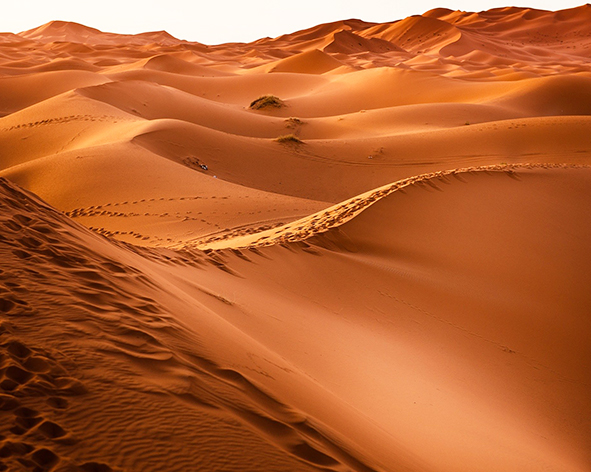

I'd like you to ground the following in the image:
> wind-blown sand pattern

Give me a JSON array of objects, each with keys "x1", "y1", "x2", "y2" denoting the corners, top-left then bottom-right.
[{"x1": 1, "y1": 6, "x2": 590, "y2": 472}]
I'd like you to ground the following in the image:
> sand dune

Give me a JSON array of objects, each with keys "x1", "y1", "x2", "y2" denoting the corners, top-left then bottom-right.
[
  {"x1": 1, "y1": 6, "x2": 590, "y2": 472},
  {"x1": 263, "y1": 49, "x2": 346, "y2": 74}
]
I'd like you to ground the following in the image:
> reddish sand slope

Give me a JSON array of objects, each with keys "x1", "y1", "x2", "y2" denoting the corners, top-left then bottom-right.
[{"x1": 1, "y1": 6, "x2": 590, "y2": 472}]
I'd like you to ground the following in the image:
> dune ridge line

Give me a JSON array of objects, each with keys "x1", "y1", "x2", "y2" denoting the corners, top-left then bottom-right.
[
  {"x1": 182, "y1": 163, "x2": 584, "y2": 250},
  {"x1": 2, "y1": 7, "x2": 591, "y2": 471}
]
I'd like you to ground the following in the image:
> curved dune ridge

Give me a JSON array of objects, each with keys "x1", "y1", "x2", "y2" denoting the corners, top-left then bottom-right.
[
  {"x1": 181, "y1": 163, "x2": 583, "y2": 249},
  {"x1": 1, "y1": 6, "x2": 591, "y2": 472}
]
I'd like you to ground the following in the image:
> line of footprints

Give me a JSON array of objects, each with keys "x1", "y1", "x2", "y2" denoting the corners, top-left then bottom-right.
[{"x1": 0, "y1": 335, "x2": 114, "y2": 472}]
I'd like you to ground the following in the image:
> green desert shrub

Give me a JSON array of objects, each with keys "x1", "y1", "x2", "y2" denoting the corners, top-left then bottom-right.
[{"x1": 249, "y1": 95, "x2": 284, "y2": 110}]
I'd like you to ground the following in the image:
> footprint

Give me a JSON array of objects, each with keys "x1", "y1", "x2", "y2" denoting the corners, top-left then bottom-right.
[
  {"x1": 0, "y1": 298, "x2": 14, "y2": 313},
  {"x1": 79, "y1": 462, "x2": 113, "y2": 472},
  {"x1": 0, "y1": 440, "x2": 34, "y2": 457},
  {"x1": 0, "y1": 394, "x2": 19, "y2": 411},
  {"x1": 31, "y1": 448, "x2": 59, "y2": 469},
  {"x1": 0, "y1": 379, "x2": 19, "y2": 393},
  {"x1": 23, "y1": 356, "x2": 51, "y2": 373},
  {"x1": 10, "y1": 407, "x2": 42, "y2": 436},
  {"x1": 37, "y1": 420, "x2": 66, "y2": 439},
  {"x1": 5, "y1": 366, "x2": 34, "y2": 385},
  {"x1": 11, "y1": 249, "x2": 32, "y2": 260},
  {"x1": 14, "y1": 415, "x2": 42, "y2": 432}
]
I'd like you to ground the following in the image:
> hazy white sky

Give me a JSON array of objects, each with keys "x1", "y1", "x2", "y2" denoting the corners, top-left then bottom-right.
[{"x1": 1, "y1": 0, "x2": 586, "y2": 44}]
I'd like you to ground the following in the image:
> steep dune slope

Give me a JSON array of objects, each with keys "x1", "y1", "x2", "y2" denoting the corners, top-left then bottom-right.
[
  {"x1": 0, "y1": 178, "x2": 369, "y2": 472},
  {"x1": 1, "y1": 6, "x2": 591, "y2": 472},
  {"x1": 176, "y1": 165, "x2": 591, "y2": 472},
  {"x1": 2, "y1": 164, "x2": 589, "y2": 471}
]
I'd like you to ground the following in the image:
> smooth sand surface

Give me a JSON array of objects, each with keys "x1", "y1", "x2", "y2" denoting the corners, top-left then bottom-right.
[{"x1": 1, "y1": 6, "x2": 590, "y2": 472}]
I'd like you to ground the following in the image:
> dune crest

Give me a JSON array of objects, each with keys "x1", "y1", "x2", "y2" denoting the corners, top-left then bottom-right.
[
  {"x1": 182, "y1": 163, "x2": 588, "y2": 250},
  {"x1": 1, "y1": 6, "x2": 590, "y2": 472}
]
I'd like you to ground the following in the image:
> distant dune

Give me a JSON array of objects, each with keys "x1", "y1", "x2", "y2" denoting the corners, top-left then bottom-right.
[{"x1": 1, "y1": 6, "x2": 590, "y2": 472}]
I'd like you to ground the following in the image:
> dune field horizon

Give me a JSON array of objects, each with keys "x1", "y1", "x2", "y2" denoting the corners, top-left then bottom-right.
[{"x1": 1, "y1": 5, "x2": 590, "y2": 472}]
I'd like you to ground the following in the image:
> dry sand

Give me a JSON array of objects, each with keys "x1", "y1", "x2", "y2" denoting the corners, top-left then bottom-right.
[{"x1": 1, "y1": 6, "x2": 590, "y2": 472}]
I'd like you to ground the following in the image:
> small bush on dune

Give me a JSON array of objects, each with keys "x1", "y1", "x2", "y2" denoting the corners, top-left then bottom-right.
[
  {"x1": 285, "y1": 117, "x2": 304, "y2": 128},
  {"x1": 250, "y1": 95, "x2": 285, "y2": 110},
  {"x1": 275, "y1": 134, "x2": 303, "y2": 144}
]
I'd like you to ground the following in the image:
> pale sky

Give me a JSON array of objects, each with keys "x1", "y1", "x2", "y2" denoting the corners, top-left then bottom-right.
[{"x1": 1, "y1": 0, "x2": 586, "y2": 45}]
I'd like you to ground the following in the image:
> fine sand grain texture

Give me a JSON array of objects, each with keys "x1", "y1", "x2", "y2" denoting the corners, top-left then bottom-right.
[{"x1": 1, "y1": 6, "x2": 590, "y2": 472}]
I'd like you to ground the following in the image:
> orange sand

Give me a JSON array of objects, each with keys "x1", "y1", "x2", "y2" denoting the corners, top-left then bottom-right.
[{"x1": 1, "y1": 6, "x2": 590, "y2": 472}]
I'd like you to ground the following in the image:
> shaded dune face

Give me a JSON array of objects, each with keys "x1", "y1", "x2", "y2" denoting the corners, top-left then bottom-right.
[{"x1": 1, "y1": 6, "x2": 591, "y2": 472}]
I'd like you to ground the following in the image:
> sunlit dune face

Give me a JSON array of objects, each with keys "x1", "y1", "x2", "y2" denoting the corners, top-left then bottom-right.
[{"x1": 0, "y1": 7, "x2": 590, "y2": 472}]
